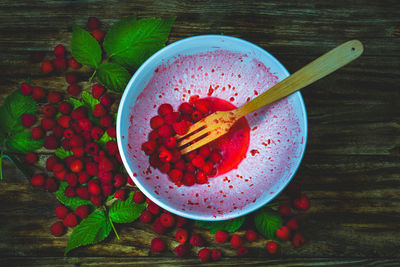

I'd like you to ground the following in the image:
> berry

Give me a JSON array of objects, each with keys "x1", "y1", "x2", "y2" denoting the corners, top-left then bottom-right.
[
  {"x1": 147, "y1": 202, "x2": 161, "y2": 215},
  {"x1": 98, "y1": 171, "x2": 113, "y2": 183},
  {"x1": 132, "y1": 191, "x2": 145, "y2": 204},
  {"x1": 237, "y1": 246, "x2": 248, "y2": 257},
  {"x1": 41, "y1": 104, "x2": 56, "y2": 118},
  {"x1": 69, "y1": 135, "x2": 84, "y2": 147},
  {"x1": 175, "y1": 228, "x2": 188, "y2": 244},
  {"x1": 45, "y1": 157, "x2": 57, "y2": 171},
  {"x1": 52, "y1": 162, "x2": 65, "y2": 173},
  {"x1": 164, "y1": 136, "x2": 177, "y2": 149},
  {"x1": 32, "y1": 86, "x2": 46, "y2": 101},
  {"x1": 53, "y1": 44, "x2": 65, "y2": 57},
  {"x1": 64, "y1": 186, "x2": 76, "y2": 197},
  {"x1": 279, "y1": 204, "x2": 291, "y2": 216},
  {"x1": 92, "y1": 84, "x2": 105, "y2": 99},
  {"x1": 65, "y1": 173, "x2": 78, "y2": 187},
  {"x1": 100, "y1": 95, "x2": 112, "y2": 107},
  {"x1": 83, "y1": 163, "x2": 96, "y2": 177},
  {"x1": 78, "y1": 118, "x2": 92, "y2": 131},
  {"x1": 168, "y1": 169, "x2": 183, "y2": 184},
  {"x1": 76, "y1": 186, "x2": 90, "y2": 200},
  {"x1": 230, "y1": 234, "x2": 242, "y2": 248},
  {"x1": 182, "y1": 172, "x2": 195, "y2": 186},
  {"x1": 211, "y1": 249, "x2": 222, "y2": 261},
  {"x1": 20, "y1": 83, "x2": 32, "y2": 95},
  {"x1": 92, "y1": 29, "x2": 104, "y2": 42},
  {"x1": 191, "y1": 110, "x2": 202, "y2": 121},
  {"x1": 21, "y1": 113, "x2": 36, "y2": 128},
  {"x1": 91, "y1": 126, "x2": 104, "y2": 140},
  {"x1": 30, "y1": 174, "x2": 45, "y2": 187},
  {"x1": 48, "y1": 91, "x2": 62, "y2": 104},
  {"x1": 194, "y1": 99, "x2": 211, "y2": 114},
  {"x1": 175, "y1": 244, "x2": 189, "y2": 258},
  {"x1": 70, "y1": 159, "x2": 83, "y2": 173},
  {"x1": 266, "y1": 241, "x2": 279, "y2": 254},
  {"x1": 160, "y1": 213, "x2": 175, "y2": 228},
  {"x1": 41, "y1": 118, "x2": 56, "y2": 130},
  {"x1": 141, "y1": 140, "x2": 157, "y2": 155},
  {"x1": 93, "y1": 104, "x2": 107, "y2": 117},
  {"x1": 292, "y1": 233, "x2": 306, "y2": 247},
  {"x1": 67, "y1": 84, "x2": 81, "y2": 96},
  {"x1": 100, "y1": 115, "x2": 113, "y2": 127},
  {"x1": 107, "y1": 127, "x2": 116, "y2": 138},
  {"x1": 75, "y1": 205, "x2": 89, "y2": 219},
  {"x1": 63, "y1": 213, "x2": 78, "y2": 227},
  {"x1": 276, "y1": 226, "x2": 291, "y2": 241},
  {"x1": 178, "y1": 102, "x2": 193, "y2": 115},
  {"x1": 57, "y1": 115, "x2": 71, "y2": 128},
  {"x1": 192, "y1": 155, "x2": 205, "y2": 168},
  {"x1": 87, "y1": 17, "x2": 100, "y2": 30},
  {"x1": 98, "y1": 157, "x2": 115, "y2": 172},
  {"x1": 158, "y1": 103, "x2": 173, "y2": 116},
  {"x1": 71, "y1": 106, "x2": 88, "y2": 120},
  {"x1": 101, "y1": 183, "x2": 113, "y2": 197},
  {"x1": 114, "y1": 189, "x2": 126, "y2": 200},
  {"x1": 139, "y1": 210, "x2": 152, "y2": 224},
  {"x1": 52, "y1": 56, "x2": 67, "y2": 71},
  {"x1": 293, "y1": 194, "x2": 310, "y2": 211},
  {"x1": 150, "y1": 115, "x2": 164, "y2": 129},
  {"x1": 30, "y1": 127, "x2": 44, "y2": 140},
  {"x1": 41, "y1": 60, "x2": 54, "y2": 74},
  {"x1": 88, "y1": 180, "x2": 101, "y2": 196},
  {"x1": 44, "y1": 178, "x2": 58, "y2": 192},
  {"x1": 50, "y1": 221, "x2": 65, "y2": 237},
  {"x1": 195, "y1": 171, "x2": 208, "y2": 184},
  {"x1": 198, "y1": 248, "x2": 210, "y2": 262},
  {"x1": 153, "y1": 218, "x2": 167, "y2": 234},
  {"x1": 172, "y1": 120, "x2": 190, "y2": 135},
  {"x1": 164, "y1": 112, "x2": 179, "y2": 124},
  {"x1": 185, "y1": 162, "x2": 195, "y2": 173},
  {"x1": 44, "y1": 135, "x2": 59, "y2": 149},
  {"x1": 243, "y1": 230, "x2": 258, "y2": 242},
  {"x1": 286, "y1": 218, "x2": 299, "y2": 231},
  {"x1": 159, "y1": 149, "x2": 172, "y2": 162},
  {"x1": 68, "y1": 57, "x2": 81, "y2": 69},
  {"x1": 190, "y1": 233, "x2": 205, "y2": 247},
  {"x1": 113, "y1": 173, "x2": 126, "y2": 188},
  {"x1": 78, "y1": 172, "x2": 90, "y2": 184},
  {"x1": 215, "y1": 230, "x2": 229, "y2": 243},
  {"x1": 151, "y1": 238, "x2": 165, "y2": 253},
  {"x1": 176, "y1": 216, "x2": 187, "y2": 228},
  {"x1": 53, "y1": 125, "x2": 64, "y2": 138},
  {"x1": 158, "y1": 124, "x2": 173, "y2": 138},
  {"x1": 66, "y1": 73, "x2": 77, "y2": 84},
  {"x1": 210, "y1": 150, "x2": 222, "y2": 163},
  {"x1": 201, "y1": 161, "x2": 214, "y2": 175},
  {"x1": 90, "y1": 195, "x2": 103, "y2": 207},
  {"x1": 72, "y1": 147, "x2": 85, "y2": 157},
  {"x1": 199, "y1": 146, "x2": 211, "y2": 158},
  {"x1": 55, "y1": 205, "x2": 69, "y2": 219},
  {"x1": 105, "y1": 141, "x2": 118, "y2": 156},
  {"x1": 25, "y1": 152, "x2": 38, "y2": 163},
  {"x1": 58, "y1": 101, "x2": 73, "y2": 115}
]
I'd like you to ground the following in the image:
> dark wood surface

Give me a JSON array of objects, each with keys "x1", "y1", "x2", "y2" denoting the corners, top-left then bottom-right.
[{"x1": 1, "y1": 0, "x2": 399, "y2": 265}]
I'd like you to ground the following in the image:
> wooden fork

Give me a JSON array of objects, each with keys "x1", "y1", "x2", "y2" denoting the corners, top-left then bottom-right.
[{"x1": 177, "y1": 40, "x2": 364, "y2": 154}]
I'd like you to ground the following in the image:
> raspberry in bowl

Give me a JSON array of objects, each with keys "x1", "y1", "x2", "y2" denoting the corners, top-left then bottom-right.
[{"x1": 117, "y1": 35, "x2": 307, "y2": 221}]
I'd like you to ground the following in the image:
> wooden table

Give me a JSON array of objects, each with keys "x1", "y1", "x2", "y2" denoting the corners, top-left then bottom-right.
[{"x1": 1, "y1": 0, "x2": 399, "y2": 265}]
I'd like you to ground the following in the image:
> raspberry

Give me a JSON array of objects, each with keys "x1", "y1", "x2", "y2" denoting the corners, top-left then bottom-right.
[
  {"x1": 87, "y1": 17, "x2": 100, "y2": 30},
  {"x1": 195, "y1": 171, "x2": 208, "y2": 184},
  {"x1": 245, "y1": 229, "x2": 258, "y2": 242},
  {"x1": 201, "y1": 162, "x2": 214, "y2": 175},
  {"x1": 276, "y1": 226, "x2": 291, "y2": 241},
  {"x1": 191, "y1": 110, "x2": 202, "y2": 121},
  {"x1": 77, "y1": 118, "x2": 92, "y2": 132},
  {"x1": 175, "y1": 244, "x2": 189, "y2": 258},
  {"x1": 58, "y1": 101, "x2": 73, "y2": 115},
  {"x1": 211, "y1": 249, "x2": 222, "y2": 261},
  {"x1": 30, "y1": 174, "x2": 45, "y2": 187},
  {"x1": 53, "y1": 126, "x2": 64, "y2": 138},
  {"x1": 153, "y1": 217, "x2": 167, "y2": 234},
  {"x1": 70, "y1": 159, "x2": 83, "y2": 173},
  {"x1": 100, "y1": 95, "x2": 112, "y2": 107},
  {"x1": 20, "y1": 83, "x2": 32, "y2": 95},
  {"x1": 93, "y1": 104, "x2": 107, "y2": 117},
  {"x1": 78, "y1": 172, "x2": 90, "y2": 184},
  {"x1": 90, "y1": 195, "x2": 104, "y2": 207},
  {"x1": 45, "y1": 156, "x2": 58, "y2": 171},
  {"x1": 164, "y1": 112, "x2": 179, "y2": 124},
  {"x1": 151, "y1": 238, "x2": 165, "y2": 253},
  {"x1": 141, "y1": 140, "x2": 156, "y2": 155},
  {"x1": 286, "y1": 218, "x2": 299, "y2": 231},
  {"x1": 50, "y1": 221, "x2": 65, "y2": 237},
  {"x1": 163, "y1": 136, "x2": 177, "y2": 149},
  {"x1": 266, "y1": 241, "x2": 279, "y2": 254},
  {"x1": 150, "y1": 115, "x2": 164, "y2": 129},
  {"x1": 31, "y1": 51, "x2": 44, "y2": 63},
  {"x1": 44, "y1": 135, "x2": 59, "y2": 149},
  {"x1": 41, "y1": 118, "x2": 56, "y2": 130},
  {"x1": 185, "y1": 162, "x2": 195, "y2": 173},
  {"x1": 52, "y1": 56, "x2": 67, "y2": 71},
  {"x1": 194, "y1": 99, "x2": 211, "y2": 114},
  {"x1": 159, "y1": 149, "x2": 172, "y2": 163},
  {"x1": 139, "y1": 210, "x2": 152, "y2": 223},
  {"x1": 192, "y1": 155, "x2": 205, "y2": 168},
  {"x1": 88, "y1": 180, "x2": 101, "y2": 195},
  {"x1": 32, "y1": 86, "x2": 46, "y2": 101},
  {"x1": 190, "y1": 233, "x2": 205, "y2": 247},
  {"x1": 293, "y1": 194, "x2": 310, "y2": 211},
  {"x1": 53, "y1": 44, "x2": 65, "y2": 57},
  {"x1": 104, "y1": 141, "x2": 117, "y2": 156},
  {"x1": 83, "y1": 162, "x2": 96, "y2": 176},
  {"x1": 176, "y1": 216, "x2": 187, "y2": 228},
  {"x1": 100, "y1": 115, "x2": 113, "y2": 128},
  {"x1": 68, "y1": 58, "x2": 82, "y2": 69},
  {"x1": 98, "y1": 157, "x2": 115, "y2": 172},
  {"x1": 65, "y1": 173, "x2": 78, "y2": 187},
  {"x1": 198, "y1": 248, "x2": 210, "y2": 262},
  {"x1": 57, "y1": 115, "x2": 71, "y2": 128},
  {"x1": 101, "y1": 183, "x2": 113, "y2": 197},
  {"x1": 63, "y1": 213, "x2": 78, "y2": 227},
  {"x1": 76, "y1": 186, "x2": 90, "y2": 200},
  {"x1": 107, "y1": 127, "x2": 116, "y2": 138},
  {"x1": 71, "y1": 147, "x2": 84, "y2": 157},
  {"x1": 113, "y1": 173, "x2": 126, "y2": 188},
  {"x1": 25, "y1": 152, "x2": 38, "y2": 163},
  {"x1": 55, "y1": 205, "x2": 69, "y2": 219},
  {"x1": 132, "y1": 191, "x2": 145, "y2": 204},
  {"x1": 237, "y1": 246, "x2": 248, "y2": 257},
  {"x1": 170, "y1": 149, "x2": 181, "y2": 163},
  {"x1": 160, "y1": 213, "x2": 175, "y2": 228},
  {"x1": 41, "y1": 60, "x2": 54, "y2": 74},
  {"x1": 175, "y1": 228, "x2": 188, "y2": 244},
  {"x1": 45, "y1": 178, "x2": 58, "y2": 192},
  {"x1": 173, "y1": 160, "x2": 184, "y2": 171},
  {"x1": 279, "y1": 204, "x2": 291, "y2": 217},
  {"x1": 91, "y1": 126, "x2": 104, "y2": 140},
  {"x1": 172, "y1": 120, "x2": 190, "y2": 135},
  {"x1": 69, "y1": 135, "x2": 84, "y2": 147},
  {"x1": 114, "y1": 189, "x2": 126, "y2": 200},
  {"x1": 292, "y1": 233, "x2": 306, "y2": 247},
  {"x1": 21, "y1": 113, "x2": 36, "y2": 128},
  {"x1": 159, "y1": 124, "x2": 174, "y2": 137},
  {"x1": 168, "y1": 169, "x2": 183, "y2": 184},
  {"x1": 41, "y1": 104, "x2": 56, "y2": 118},
  {"x1": 230, "y1": 234, "x2": 242, "y2": 248},
  {"x1": 210, "y1": 150, "x2": 222, "y2": 163},
  {"x1": 75, "y1": 205, "x2": 89, "y2": 219},
  {"x1": 182, "y1": 172, "x2": 195, "y2": 186},
  {"x1": 158, "y1": 162, "x2": 170, "y2": 173},
  {"x1": 98, "y1": 171, "x2": 113, "y2": 183},
  {"x1": 48, "y1": 91, "x2": 62, "y2": 104},
  {"x1": 71, "y1": 106, "x2": 87, "y2": 121},
  {"x1": 215, "y1": 230, "x2": 229, "y2": 243},
  {"x1": 52, "y1": 163, "x2": 65, "y2": 174},
  {"x1": 54, "y1": 169, "x2": 67, "y2": 180},
  {"x1": 67, "y1": 84, "x2": 81, "y2": 96},
  {"x1": 64, "y1": 186, "x2": 76, "y2": 197},
  {"x1": 65, "y1": 73, "x2": 77, "y2": 84},
  {"x1": 30, "y1": 126, "x2": 44, "y2": 140},
  {"x1": 178, "y1": 102, "x2": 193, "y2": 115},
  {"x1": 158, "y1": 103, "x2": 173, "y2": 116},
  {"x1": 180, "y1": 113, "x2": 192, "y2": 122},
  {"x1": 147, "y1": 202, "x2": 161, "y2": 215},
  {"x1": 92, "y1": 29, "x2": 104, "y2": 42}
]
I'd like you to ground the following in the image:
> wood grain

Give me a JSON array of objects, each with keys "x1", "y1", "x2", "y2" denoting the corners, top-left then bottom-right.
[{"x1": 0, "y1": 0, "x2": 399, "y2": 265}]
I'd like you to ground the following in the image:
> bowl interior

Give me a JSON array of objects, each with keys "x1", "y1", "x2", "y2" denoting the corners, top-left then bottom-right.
[{"x1": 117, "y1": 35, "x2": 307, "y2": 220}]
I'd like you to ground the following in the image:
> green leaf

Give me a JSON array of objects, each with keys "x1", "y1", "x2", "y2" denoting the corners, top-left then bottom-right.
[
  {"x1": 66, "y1": 97, "x2": 84, "y2": 109},
  {"x1": 96, "y1": 131, "x2": 116, "y2": 147},
  {"x1": 55, "y1": 147, "x2": 73, "y2": 160},
  {"x1": 81, "y1": 91, "x2": 100, "y2": 111},
  {"x1": 196, "y1": 216, "x2": 245, "y2": 234},
  {"x1": 56, "y1": 181, "x2": 93, "y2": 210},
  {"x1": 97, "y1": 62, "x2": 131, "y2": 93},
  {"x1": 109, "y1": 192, "x2": 146, "y2": 223},
  {"x1": 104, "y1": 16, "x2": 175, "y2": 69},
  {"x1": 5, "y1": 132, "x2": 43, "y2": 153},
  {"x1": 254, "y1": 208, "x2": 282, "y2": 240},
  {"x1": 65, "y1": 210, "x2": 111, "y2": 255},
  {"x1": 71, "y1": 24, "x2": 102, "y2": 68}
]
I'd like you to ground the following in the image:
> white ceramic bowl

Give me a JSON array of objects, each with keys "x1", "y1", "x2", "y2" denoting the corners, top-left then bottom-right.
[{"x1": 117, "y1": 35, "x2": 307, "y2": 221}]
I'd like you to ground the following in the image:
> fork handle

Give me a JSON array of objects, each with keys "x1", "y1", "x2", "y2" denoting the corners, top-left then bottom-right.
[{"x1": 235, "y1": 40, "x2": 364, "y2": 117}]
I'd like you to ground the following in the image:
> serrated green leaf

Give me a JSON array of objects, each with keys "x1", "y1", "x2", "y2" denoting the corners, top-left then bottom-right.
[
  {"x1": 55, "y1": 147, "x2": 73, "y2": 160},
  {"x1": 5, "y1": 131, "x2": 43, "y2": 153},
  {"x1": 56, "y1": 181, "x2": 93, "y2": 210},
  {"x1": 65, "y1": 210, "x2": 111, "y2": 255},
  {"x1": 97, "y1": 62, "x2": 131, "y2": 93},
  {"x1": 96, "y1": 131, "x2": 116, "y2": 147},
  {"x1": 196, "y1": 216, "x2": 245, "y2": 234},
  {"x1": 71, "y1": 24, "x2": 102, "y2": 68},
  {"x1": 104, "y1": 16, "x2": 175, "y2": 69},
  {"x1": 66, "y1": 97, "x2": 84, "y2": 109},
  {"x1": 109, "y1": 192, "x2": 146, "y2": 223},
  {"x1": 254, "y1": 208, "x2": 282, "y2": 240},
  {"x1": 81, "y1": 91, "x2": 100, "y2": 111}
]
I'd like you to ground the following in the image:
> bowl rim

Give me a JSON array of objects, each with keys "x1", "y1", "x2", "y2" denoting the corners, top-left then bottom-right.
[{"x1": 117, "y1": 34, "x2": 308, "y2": 221}]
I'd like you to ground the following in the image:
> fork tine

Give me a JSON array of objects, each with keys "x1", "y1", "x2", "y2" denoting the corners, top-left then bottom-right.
[
  {"x1": 178, "y1": 125, "x2": 212, "y2": 147},
  {"x1": 177, "y1": 119, "x2": 207, "y2": 139},
  {"x1": 179, "y1": 130, "x2": 222, "y2": 154}
]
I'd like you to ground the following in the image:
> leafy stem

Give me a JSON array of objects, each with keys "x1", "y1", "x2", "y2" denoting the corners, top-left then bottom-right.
[
  {"x1": 89, "y1": 69, "x2": 97, "y2": 83},
  {"x1": 109, "y1": 215, "x2": 120, "y2": 240}
]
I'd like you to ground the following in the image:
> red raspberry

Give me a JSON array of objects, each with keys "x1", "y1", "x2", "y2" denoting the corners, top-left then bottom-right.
[
  {"x1": 191, "y1": 110, "x2": 202, "y2": 121},
  {"x1": 245, "y1": 229, "x2": 258, "y2": 242},
  {"x1": 48, "y1": 91, "x2": 62, "y2": 104},
  {"x1": 293, "y1": 194, "x2": 310, "y2": 211},
  {"x1": 41, "y1": 118, "x2": 56, "y2": 130},
  {"x1": 55, "y1": 205, "x2": 69, "y2": 219},
  {"x1": 286, "y1": 218, "x2": 299, "y2": 231},
  {"x1": 52, "y1": 56, "x2": 67, "y2": 71},
  {"x1": 75, "y1": 205, "x2": 89, "y2": 219},
  {"x1": 195, "y1": 171, "x2": 208, "y2": 184},
  {"x1": 83, "y1": 162, "x2": 96, "y2": 176},
  {"x1": 57, "y1": 115, "x2": 71, "y2": 128},
  {"x1": 53, "y1": 125, "x2": 65, "y2": 138},
  {"x1": 100, "y1": 95, "x2": 112, "y2": 107},
  {"x1": 63, "y1": 213, "x2": 78, "y2": 227},
  {"x1": 71, "y1": 106, "x2": 88, "y2": 120},
  {"x1": 25, "y1": 152, "x2": 38, "y2": 163},
  {"x1": 113, "y1": 173, "x2": 126, "y2": 188},
  {"x1": 70, "y1": 159, "x2": 83, "y2": 173},
  {"x1": 276, "y1": 226, "x2": 291, "y2": 241},
  {"x1": 77, "y1": 118, "x2": 92, "y2": 132},
  {"x1": 190, "y1": 233, "x2": 205, "y2": 247},
  {"x1": 230, "y1": 234, "x2": 242, "y2": 248},
  {"x1": 76, "y1": 186, "x2": 90, "y2": 200},
  {"x1": 31, "y1": 51, "x2": 44, "y2": 63},
  {"x1": 107, "y1": 127, "x2": 116, "y2": 138},
  {"x1": 105, "y1": 141, "x2": 117, "y2": 156},
  {"x1": 210, "y1": 150, "x2": 222, "y2": 163},
  {"x1": 211, "y1": 249, "x2": 222, "y2": 261},
  {"x1": 68, "y1": 57, "x2": 82, "y2": 69},
  {"x1": 175, "y1": 228, "x2": 188, "y2": 244},
  {"x1": 92, "y1": 84, "x2": 105, "y2": 99},
  {"x1": 164, "y1": 112, "x2": 179, "y2": 124},
  {"x1": 53, "y1": 44, "x2": 65, "y2": 57},
  {"x1": 54, "y1": 169, "x2": 67, "y2": 180},
  {"x1": 92, "y1": 29, "x2": 104, "y2": 42},
  {"x1": 237, "y1": 246, "x2": 248, "y2": 257},
  {"x1": 100, "y1": 115, "x2": 113, "y2": 127},
  {"x1": 153, "y1": 217, "x2": 167, "y2": 234},
  {"x1": 64, "y1": 186, "x2": 76, "y2": 197},
  {"x1": 98, "y1": 157, "x2": 115, "y2": 172},
  {"x1": 78, "y1": 172, "x2": 90, "y2": 184},
  {"x1": 150, "y1": 115, "x2": 164, "y2": 129},
  {"x1": 141, "y1": 140, "x2": 157, "y2": 155},
  {"x1": 201, "y1": 162, "x2": 214, "y2": 175},
  {"x1": 160, "y1": 213, "x2": 175, "y2": 228},
  {"x1": 88, "y1": 180, "x2": 101, "y2": 195},
  {"x1": 163, "y1": 136, "x2": 176, "y2": 149},
  {"x1": 65, "y1": 173, "x2": 78, "y2": 187},
  {"x1": 185, "y1": 162, "x2": 195, "y2": 173},
  {"x1": 151, "y1": 238, "x2": 165, "y2": 253},
  {"x1": 98, "y1": 171, "x2": 113, "y2": 183},
  {"x1": 69, "y1": 135, "x2": 84, "y2": 147},
  {"x1": 44, "y1": 135, "x2": 59, "y2": 149},
  {"x1": 180, "y1": 113, "x2": 192, "y2": 122},
  {"x1": 159, "y1": 149, "x2": 172, "y2": 162},
  {"x1": 41, "y1": 104, "x2": 56, "y2": 118},
  {"x1": 114, "y1": 189, "x2": 126, "y2": 200},
  {"x1": 158, "y1": 103, "x2": 173, "y2": 116},
  {"x1": 279, "y1": 204, "x2": 291, "y2": 216},
  {"x1": 192, "y1": 155, "x2": 205, "y2": 168},
  {"x1": 93, "y1": 104, "x2": 107, "y2": 117},
  {"x1": 21, "y1": 113, "x2": 36, "y2": 128},
  {"x1": 148, "y1": 130, "x2": 161, "y2": 142},
  {"x1": 178, "y1": 102, "x2": 194, "y2": 115},
  {"x1": 175, "y1": 244, "x2": 189, "y2": 258},
  {"x1": 132, "y1": 191, "x2": 145, "y2": 204},
  {"x1": 58, "y1": 101, "x2": 73, "y2": 115},
  {"x1": 174, "y1": 159, "x2": 185, "y2": 171},
  {"x1": 90, "y1": 195, "x2": 104, "y2": 207},
  {"x1": 45, "y1": 178, "x2": 58, "y2": 192},
  {"x1": 20, "y1": 83, "x2": 32, "y2": 95},
  {"x1": 50, "y1": 221, "x2": 65, "y2": 237},
  {"x1": 67, "y1": 84, "x2": 81, "y2": 96},
  {"x1": 158, "y1": 124, "x2": 173, "y2": 138},
  {"x1": 199, "y1": 146, "x2": 211, "y2": 158},
  {"x1": 198, "y1": 248, "x2": 210, "y2": 262},
  {"x1": 41, "y1": 60, "x2": 54, "y2": 74},
  {"x1": 183, "y1": 172, "x2": 195, "y2": 186},
  {"x1": 45, "y1": 156, "x2": 57, "y2": 171},
  {"x1": 71, "y1": 147, "x2": 84, "y2": 157},
  {"x1": 101, "y1": 183, "x2": 113, "y2": 197},
  {"x1": 87, "y1": 17, "x2": 100, "y2": 30},
  {"x1": 159, "y1": 162, "x2": 170, "y2": 173},
  {"x1": 31, "y1": 126, "x2": 44, "y2": 140},
  {"x1": 90, "y1": 126, "x2": 104, "y2": 140},
  {"x1": 172, "y1": 120, "x2": 190, "y2": 135},
  {"x1": 32, "y1": 86, "x2": 46, "y2": 101},
  {"x1": 176, "y1": 216, "x2": 187, "y2": 228},
  {"x1": 139, "y1": 210, "x2": 152, "y2": 223},
  {"x1": 65, "y1": 73, "x2": 77, "y2": 84},
  {"x1": 215, "y1": 230, "x2": 229, "y2": 243},
  {"x1": 292, "y1": 233, "x2": 306, "y2": 247},
  {"x1": 147, "y1": 202, "x2": 161, "y2": 215},
  {"x1": 266, "y1": 241, "x2": 279, "y2": 254},
  {"x1": 52, "y1": 162, "x2": 65, "y2": 173},
  {"x1": 170, "y1": 149, "x2": 181, "y2": 163},
  {"x1": 168, "y1": 169, "x2": 183, "y2": 184},
  {"x1": 30, "y1": 174, "x2": 45, "y2": 187},
  {"x1": 194, "y1": 99, "x2": 211, "y2": 114}
]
